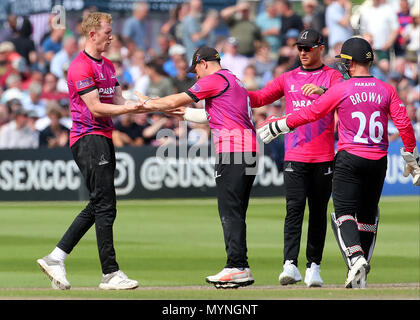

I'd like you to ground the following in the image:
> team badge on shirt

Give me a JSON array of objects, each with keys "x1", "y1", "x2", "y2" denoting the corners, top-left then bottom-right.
[
  {"x1": 191, "y1": 83, "x2": 201, "y2": 92},
  {"x1": 76, "y1": 77, "x2": 94, "y2": 90}
]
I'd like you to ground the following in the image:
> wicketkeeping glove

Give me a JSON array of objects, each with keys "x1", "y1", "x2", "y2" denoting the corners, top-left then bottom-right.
[
  {"x1": 257, "y1": 114, "x2": 293, "y2": 144},
  {"x1": 400, "y1": 146, "x2": 420, "y2": 186}
]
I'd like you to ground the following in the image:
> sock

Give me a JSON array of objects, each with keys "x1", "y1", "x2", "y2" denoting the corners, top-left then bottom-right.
[{"x1": 50, "y1": 247, "x2": 68, "y2": 262}]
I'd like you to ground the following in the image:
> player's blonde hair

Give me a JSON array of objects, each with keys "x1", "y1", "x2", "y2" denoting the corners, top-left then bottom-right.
[{"x1": 81, "y1": 12, "x2": 112, "y2": 37}]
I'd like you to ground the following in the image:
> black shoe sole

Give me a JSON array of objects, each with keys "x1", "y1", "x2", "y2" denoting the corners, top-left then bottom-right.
[{"x1": 206, "y1": 278, "x2": 254, "y2": 289}]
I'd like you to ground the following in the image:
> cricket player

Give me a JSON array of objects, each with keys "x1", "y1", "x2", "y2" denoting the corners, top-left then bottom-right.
[
  {"x1": 135, "y1": 46, "x2": 258, "y2": 289},
  {"x1": 37, "y1": 12, "x2": 141, "y2": 290},
  {"x1": 258, "y1": 37, "x2": 419, "y2": 288},
  {"x1": 247, "y1": 29, "x2": 343, "y2": 287}
]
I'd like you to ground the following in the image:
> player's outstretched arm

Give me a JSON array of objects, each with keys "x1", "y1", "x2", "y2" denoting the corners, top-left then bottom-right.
[
  {"x1": 401, "y1": 146, "x2": 420, "y2": 186},
  {"x1": 134, "y1": 91, "x2": 193, "y2": 112},
  {"x1": 135, "y1": 91, "x2": 208, "y2": 124},
  {"x1": 81, "y1": 89, "x2": 143, "y2": 117}
]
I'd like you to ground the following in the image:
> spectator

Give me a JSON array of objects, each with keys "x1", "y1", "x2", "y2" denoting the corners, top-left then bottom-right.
[
  {"x1": 5, "y1": 98, "x2": 23, "y2": 116},
  {"x1": 41, "y1": 27, "x2": 65, "y2": 62},
  {"x1": 181, "y1": 0, "x2": 218, "y2": 62},
  {"x1": 277, "y1": 43, "x2": 300, "y2": 70},
  {"x1": 57, "y1": 62, "x2": 69, "y2": 93},
  {"x1": 107, "y1": 52, "x2": 133, "y2": 87},
  {"x1": 10, "y1": 17, "x2": 35, "y2": 67},
  {"x1": 143, "y1": 112, "x2": 175, "y2": 146},
  {"x1": 34, "y1": 99, "x2": 71, "y2": 132},
  {"x1": 311, "y1": 0, "x2": 331, "y2": 50},
  {"x1": 220, "y1": 1, "x2": 262, "y2": 57},
  {"x1": 249, "y1": 41, "x2": 276, "y2": 85},
  {"x1": 395, "y1": 0, "x2": 413, "y2": 57},
  {"x1": 112, "y1": 113, "x2": 145, "y2": 147},
  {"x1": 242, "y1": 64, "x2": 261, "y2": 90},
  {"x1": 0, "y1": 107, "x2": 39, "y2": 149},
  {"x1": 0, "y1": 14, "x2": 18, "y2": 43},
  {"x1": 144, "y1": 60, "x2": 174, "y2": 99},
  {"x1": 202, "y1": 9, "x2": 220, "y2": 48},
  {"x1": 21, "y1": 69, "x2": 42, "y2": 91},
  {"x1": 41, "y1": 72, "x2": 68, "y2": 101},
  {"x1": 106, "y1": 33, "x2": 126, "y2": 59},
  {"x1": 255, "y1": 0, "x2": 282, "y2": 53},
  {"x1": 1, "y1": 73, "x2": 23, "y2": 104},
  {"x1": 129, "y1": 49, "x2": 149, "y2": 95},
  {"x1": 171, "y1": 57, "x2": 196, "y2": 93},
  {"x1": 284, "y1": 28, "x2": 300, "y2": 48},
  {"x1": 302, "y1": 0, "x2": 319, "y2": 30},
  {"x1": 274, "y1": 0, "x2": 304, "y2": 47},
  {"x1": 325, "y1": 0, "x2": 353, "y2": 53},
  {"x1": 50, "y1": 36, "x2": 78, "y2": 79},
  {"x1": 220, "y1": 37, "x2": 249, "y2": 80},
  {"x1": 369, "y1": 57, "x2": 390, "y2": 83},
  {"x1": 163, "y1": 43, "x2": 187, "y2": 78},
  {"x1": 0, "y1": 41, "x2": 17, "y2": 88},
  {"x1": 122, "y1": 1, "x2": 149, "y2": 51},
  {"x1": 161, "y1": 2, "x2": 191, "y2": 45},
  {"x1": 402, "y1": 4, "x2": 420, "y2": 64},
  {"x1": 0, "y1": 103, "x2": 10, "y2": 127},
  {"x1": 21, "y1": 81, "x2": 46, "y2": 118},
  {"x1": 38, "y1": 101, "x2": 69, "y2": 148},
  {"x1": 133, "y1": 113, "x2": 153, "y2": 144},
  {"x1": 156, "y1": 33, "x2": 172, "y2": 62},
  {"x1": 359, "y1": 0, "x2": 400, "y2": 61}
]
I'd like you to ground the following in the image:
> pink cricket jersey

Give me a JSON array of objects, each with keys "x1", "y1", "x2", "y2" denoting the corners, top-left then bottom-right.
[
  {"x1": 287, "y1": 76, "x2": 417, "y2": 159},
  {"x1": 67, "y1": 51, "x2": 119, "y2": 147},
  {"x1": 186, "y1": 69, "x2": 258, "y2": 153},
  {"x1": 249, "y1": 65, "x2": 342, "y2": 162}
]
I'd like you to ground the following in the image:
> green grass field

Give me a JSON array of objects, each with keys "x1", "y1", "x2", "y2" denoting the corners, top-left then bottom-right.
[{"x1": 0, "y1": 196, "x2": 418, "y2": 300}]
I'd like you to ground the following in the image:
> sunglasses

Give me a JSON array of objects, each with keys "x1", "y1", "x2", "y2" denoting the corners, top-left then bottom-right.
[{"x1": 297, "y1": 45, "x2": 320, "y2": 52}]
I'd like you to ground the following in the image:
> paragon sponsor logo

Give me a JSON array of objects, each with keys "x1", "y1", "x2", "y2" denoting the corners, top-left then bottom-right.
[
  {"x1": 292, "y1": 99, "x2": 312, "y2": 109},
  {"x1": 98, "y1": 86, "x2": 115, "y2": 95}
]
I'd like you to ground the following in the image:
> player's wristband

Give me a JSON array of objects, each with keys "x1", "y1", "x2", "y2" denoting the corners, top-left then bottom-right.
[{"x1": 320, "y1": 86, "x2": 328, "y2": 93}]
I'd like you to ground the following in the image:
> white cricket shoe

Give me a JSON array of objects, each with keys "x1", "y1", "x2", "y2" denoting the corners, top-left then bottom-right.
[
  {"x1": 206, "y1": 267, "x2": 254, "y2": 288},
  {"x1": 99, "y1": 270, "x2": 139, "y2": 290},
  {"x1": 37, "y1": 255, "x2": 71, "y2": 290},
  {"x1": 345, "y1": 256, "x2": 369, "y2": 289},
  {"x1": 279, "y1": 260, "x2": 302, "y2": 285},
  {"x1": 304, "y1": 263, "x2": 323, "y2": 287}
]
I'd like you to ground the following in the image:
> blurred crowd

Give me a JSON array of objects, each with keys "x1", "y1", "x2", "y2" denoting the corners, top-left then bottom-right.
[{"x1": 0, "y1": 0, "x2": 419, "y2": 150}]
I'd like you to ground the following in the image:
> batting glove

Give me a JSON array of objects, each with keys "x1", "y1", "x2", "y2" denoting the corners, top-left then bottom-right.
[
  {"x1": 257, "y1": 114, "x2": 293, "y2": 144},
  {"x1": 400, "y1": 146, "x2": 420, "y2": 186}
]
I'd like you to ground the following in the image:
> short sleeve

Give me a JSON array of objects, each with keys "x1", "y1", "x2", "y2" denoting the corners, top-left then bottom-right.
[
  {"x1": 69, "y1": 60, "x2": 97, "y2": 96},
  {"x1": 186, "y1": 73, "x2": 229, "y2": 102}
]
